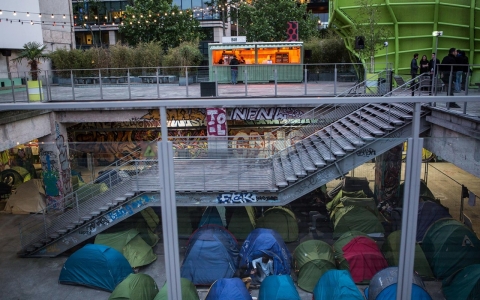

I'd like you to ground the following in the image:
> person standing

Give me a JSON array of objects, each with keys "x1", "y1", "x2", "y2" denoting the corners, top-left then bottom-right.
[
  {"x1": 454, "y1": 50, "x2": 464, "y2": 92},
  {"x1": 429, "y1": 53, "x2": 441, "y2": 94},
  {"x1": 419, "y1": 55, "x2": 430, "y2": 91},
  {"x1": 457, "y1": 50, "x2": 469, "y2": 91},
  {"x1": 230, "y1": 55, "x2": 239, "y2": 84},
  {"x1": 440, "y1": 48, "x2": 460, "y2": 108},
  {"x1": 410, "y1": 53, "x2": 419, "y2": 93}
]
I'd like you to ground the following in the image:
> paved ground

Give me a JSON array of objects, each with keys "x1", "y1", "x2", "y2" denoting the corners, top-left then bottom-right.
[{"x1": 2, "y1": 162, "x2": 478, "y2": 300}]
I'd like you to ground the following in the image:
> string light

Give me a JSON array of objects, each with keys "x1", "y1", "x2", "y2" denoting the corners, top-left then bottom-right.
[
  {"x1": 26, "y1": 12, "x2": 29, "y2": 17},
  {"x1": 51, "y1": 14, "x2": 54, "y2": 18},
  {"x1": 63, "y1": 14, "x2": 65, "y2": 19},
  {"x1": 13, "y1": 11, "x2": 16, "y2": 16}
]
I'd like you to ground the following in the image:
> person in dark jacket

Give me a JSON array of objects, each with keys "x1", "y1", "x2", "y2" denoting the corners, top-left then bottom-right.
[
  {"x1": 440, "y1": 48, "x2": 460, "y2": 107},
  {"x1": 429, "y1": 53, "x2": 441, "y2": 94},
  {"x1": 229, "y1": 56, "x2": 239, "y2": 84},
  {"x1": 419, "y1": 55, "x2": 430, "y2": 91},
  {"x1": 410, "y1": 53, "x2": 419, "y2": 92},
  {"x1": 456, "y1": 50, "x2": 469, "y2": 91}
]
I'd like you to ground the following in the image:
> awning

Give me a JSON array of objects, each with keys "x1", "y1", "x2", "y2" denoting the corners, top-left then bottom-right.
[
  {"x1": 255, "y1": 43, "x2": 302, "y2": 48},
  {"x1": 210, "y1": 45, "x2": 247, "y2": 50}
]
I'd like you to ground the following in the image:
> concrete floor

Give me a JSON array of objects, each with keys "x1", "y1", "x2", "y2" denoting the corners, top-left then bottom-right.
[{"x1": 1, "y1": 161, "x2": 478, "y2": 300}]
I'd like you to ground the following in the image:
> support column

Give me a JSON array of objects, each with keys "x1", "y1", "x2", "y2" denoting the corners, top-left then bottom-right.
[
  {"x1": 374, "y1": 144, "x2": 403, "y2": 213},
  {"x1": 38, "y1": 120, "x2": 72, "y2": 211}
]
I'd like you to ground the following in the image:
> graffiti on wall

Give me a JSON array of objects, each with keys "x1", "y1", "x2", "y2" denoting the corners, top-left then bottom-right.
[
  {"x1": 374, "y1": 144, "x2": 402, "y2": 215},
  {"x1": 217, "y1": 192, "x2": 280, "y2": 203},
  {"x1": 107, "y1": 194, "x2": 159, "y2": 222},
  {"x1": 55, "y1": 123, "x2": 72, "y2": 204},
  {"x1": 228, "y1": 107, "x2": 306, "y2": 120}
]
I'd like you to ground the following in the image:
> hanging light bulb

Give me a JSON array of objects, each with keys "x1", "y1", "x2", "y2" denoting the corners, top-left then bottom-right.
[
  {"x1": 51, "y1": 14, "x2": 54, "y2": 18},
  {"x1": 30, "y1": 20, "x2": 33, "y2": 25},
  {"x1": 39, "y1": 13, "x2": 42, "y2": 18},
  {"x1": 27, "y1": 12, "x2": 30, "y2": 17},
  {"x1": 13, "y1": 11, "x2": 17, "y2": 16},
  {"x1": 0, "y1": 10, "x2": 3, "y2": 15},
  {"x1": 63, "y1": 14, "x2": 66, "y2": 19}
]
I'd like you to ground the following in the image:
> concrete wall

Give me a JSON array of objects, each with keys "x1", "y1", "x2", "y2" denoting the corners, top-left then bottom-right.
[{"x1": 0, "y1": 113, "x2": 52, "y2": 152}]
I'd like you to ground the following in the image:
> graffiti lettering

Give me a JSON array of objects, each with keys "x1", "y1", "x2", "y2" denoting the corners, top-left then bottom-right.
[
  {"x1": 62, "y1": 236, "x2": 78, "y2": 245},
  {"x1": 107, "y1": 195, "x2": 158, "y2": 221},
  {"x1": 217, "y1": 193, "x2": 257, "y2": 203},
  {"x1": 78, "y1": 216, "x2": 111, "y2": 236},
  {"x1": 229, "y1": 107, "x2": 306, "y2": 120},
  {"x1": 356, "y1": 148, "x2": 376, "y2": 157}
]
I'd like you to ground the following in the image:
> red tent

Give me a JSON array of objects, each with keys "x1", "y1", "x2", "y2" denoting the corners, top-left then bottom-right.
[{"x1": 342, "y1": 236, "x2": 388, "y2": 283}]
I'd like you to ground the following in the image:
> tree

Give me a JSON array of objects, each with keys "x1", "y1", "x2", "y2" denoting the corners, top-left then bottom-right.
[
  {"x1": 119, "y1": 0, "x2": 203, "y2": 51},
  {"x1": 162, "y1": 41, "x2": 203, "y2": 76},
  {"x1": 12, "y1": 42, "x2": 49, "y2": 80},
  {"x1": 350, "y1": 0, "x2": 390, "y2": 71},
  {"x1": 236, "y1": 0, "x2": 319, "y2": 42}
]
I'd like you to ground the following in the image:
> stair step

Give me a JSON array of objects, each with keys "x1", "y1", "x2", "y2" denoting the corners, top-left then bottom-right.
[
  {"x1": 98, "y1": 206, "x2": 109, "y2": 211},
  {"x1": 310, "y1": 136, "x2": 336, "y2": 162},
  {"x1": 362, "y1": 106, "x2": 404, "y2": 125},
  {"x1": 338, "y1": 119, "x2": 375, "y2": 140},
  {"x1": 317, "y1": 131, "x2": 349, "y2": 155},
  {"x1": 49, "y1": 233, "x2": 60, "y2": 239},
  {"x1": 302, "y1": 140, "x2": 326, "y2": 167},
  {"x1": 124, "y1": 192, "x2": 135, "y2": 197},
  {"x1": 279, "y1": 151, "x2": 297, "y2": 182},
  {"x1": 33, "y1": 243, "x2": 43, "y2": 248},
  {"x1": 347, "y1": 115, "x2": 385, "y2": 136},
  {"x1": 57, "y1": 229, "x2": 68, "y2": 234},
  {"x1": 81, "y1": 216, "x2": 92, "y2": 221},
  {"x1": 72, "y1": 220, "x2": 84, "y2": 225},
  {"x1": 89, "y1": 211, "x2": 100, "y2": 216},
  {"x1": 40, "y1": 238, "x2": 51, "y2": 243},
  {"x1": 272, "y1": 157, "x2": 288, "y2": 187},
  {"x1": 294, "y1": 143, "x2": 316, "y2": 172},
  {"x1": 331, "y1": 123, "x2": 365, "y2": 146},
  {"x1": 66, "y1": 225, "x2": 76, "y2": 230},
  {"x1": 353, "y1": 111, "x2": 395, "y2": 131},
  {"x1": 288, "y1": 148, "x2": 307, "y2": 177},
  {"x1": 114, "y1": 197, "x2": 127, "y2": 202}
]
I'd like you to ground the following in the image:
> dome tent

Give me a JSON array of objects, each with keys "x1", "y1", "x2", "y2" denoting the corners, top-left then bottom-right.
[
  {"x1": 58, "y1": 244, "x2": 133, "y2": 292},
  {"x1": 154, "y1": 278, "x2": 199, "y2": 300},
  {"x1": 421, "y1": 218, "x2": 480, "y2": 279},
  {"x1": 109, "y1": 273, "x2": 158, "y2": 300},
  {"x1": 382, "y1": 230, "x2": 433, "y2": 279},
  {"x1": 256, "y1": 206, "x2": 298, "y2": 242},
  {"x1": 226, "y1": 206, "x2": 256, "y2": 240},
  {"x1": 94, "y1": 228, "x2": 157, "y2": 268},
  {"x1": 313, "y1": 269, "x2": 364, "y2": 300},
  {"x1": 239, "y1": 228, "x2": 292, "y2": 277},
  {"x1": 205, "y1": 278, "x2": 252, "y2": 300},
  {"x1": 181, "y1": 225, "x2": 239, "y2": 285},
  {"x1": 442, "y1": 264, "x2": 480, "y2": 300},
  {"x1": 293, "y1": 240, "x2": 336, "y2": 292},
  {"x1": 258, "y1": 275, "x2": 300, "y2": 300}
]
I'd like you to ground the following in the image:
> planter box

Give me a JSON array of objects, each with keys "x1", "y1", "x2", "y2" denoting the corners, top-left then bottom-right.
[
  {"x1": 27, "y1": 80, "x2": 44, "y2": 102},
  {"x1": 179, "y1": 76, "x2": 195, "y2": 86}
]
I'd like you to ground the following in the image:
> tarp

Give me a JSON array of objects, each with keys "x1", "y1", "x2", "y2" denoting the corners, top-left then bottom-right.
[
  {"x1": 155, "y1": 278, "x2": 199, "y2": 300},
  {"x1": 256, "y1": 207, "x2": 298, "y2": 242},
  {"x1": 442, "y1": 264, "x2": 480, "y2": 300},
  {"x1": 293, "y1": 240, "x2": 336, "y2": 292},
  {"x1": 181, "y1": 225, "x2": 239, "y2": 285},
  {"x1": 239, "y1": 228, "x2": 292, "y2": 276},
  {"x1": 313, "y1": 270, "x2": 364, "y2": 300},
  {"x1": 365, "y1": 267, "x2": 431, "y2": 300},
  {"x1": 205, "y1": 278, "x2": 252, "y2": 300},
  {"x1": 2, "y1": 179, "x2": 46, "y2": 214},
  {"x1": 59, "y1": 244, "x2": 133, "y2": 292},
  {"x1": 94, "y1": 228, "x2": 157, "y2": 268},
  {"x1": 258, "y1": 275, "x2": 300, "y2": 300},
  {"x1": 333, "y1": 205, "x2": 385, "y2": 239},
  {"x1": 333, "y1": 231, "x2": 372, "y2": 270},
  {"x1": 342, "y1": 236, "x2": 388, "y2": 283},
  {"x1": 382, "y1": 230, "x2": 433, "y2": 279},
  {"x1": 416, "y1": 201, "x2": 451, "y2": 242},
  {"x1": 109, "y1": 273, "x2": 158, "y2": 300},
  {"x1": 227, "y1": 206, "x2": 256, "y2": 240},
  {"x1": 421, "y1": 218, "x2": 480, "y2": 279}
]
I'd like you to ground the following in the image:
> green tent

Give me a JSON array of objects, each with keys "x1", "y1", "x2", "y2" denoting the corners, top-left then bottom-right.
[
  {"x1": 227, "y1": 206, "x2": 256, "y2": 240},
  {"x1": 332, "y1": 205, "x2": 384, "y2": 239},
  {"x1": 95, "y1": 228, "x2": 157, "y2": 268},
  {"x1": 177, "y1": 207, "x2": 194, "y2": 238},
  {"x1": 382, "y1": 230, "x2": 434, "y2": 279},
  {"x1": 293, "y1": 240, "x2": 336, "y2": 292},
  {"x1": 327, "y1": 190, "x2": 368, "y2": 213},
  {"x1": 333, "y1": 231, "x2": 372, "y2": 270},
  {"x1": 116, "y1": 208, "x2": 159, "y2": 247},
  {"x1": 154, "y1": 278, "x2": 199, "y2": 300},
  {"x1": 442, "y1": 264, "x2": 480, "y2": 300},
  {"x1": 109, "y1": 273, "x2": 158, "y2": 300},
  {"x1": 422, "y1": 218, "x2": 480, "y2": 279},
  {"x1": 399, "y1": 180, "x2": 436, "y2": 205},
  {"x1": 256, "y1": 207, "x2": 298, "y2": 242}
]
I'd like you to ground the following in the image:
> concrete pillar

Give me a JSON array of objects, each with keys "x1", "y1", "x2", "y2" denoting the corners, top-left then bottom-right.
[
  {"x1": 108, "y1": 30, "x2": 117, "y2": 45},
  {"x1": 38, "y1": 120, "x2": 72, "y2": 211},
  {"x1": 374, "y1": 144, "x2": 403, "y2": 212}
]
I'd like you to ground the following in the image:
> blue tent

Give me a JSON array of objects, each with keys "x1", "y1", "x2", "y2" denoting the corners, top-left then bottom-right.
[
  {"x1": 313, "y1": 270, "x2": 364, "y2": 300},
  {"x1": 258, "y1": 275, "x2": 300, "y2": 300},
  {"x1": 59, "y1": 244, "x2": 132, "y2": 292},
  {"x1": 239, "y1": 228, "x2": 292, "y2": 276},
  {"x1": 205, "y1": 278, "x2": 252, "y2": 300},
  {"x1": 181, "y1": 225, "x2": 239, "y2": 285},
  {"x1": 364, "y1": 284, "x2": 432, "y2": 300}
]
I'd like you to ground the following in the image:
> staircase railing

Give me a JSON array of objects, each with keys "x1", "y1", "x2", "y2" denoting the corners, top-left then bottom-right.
[{"x1": 19, "y1": 159, "x2": 157, "y2": 249}]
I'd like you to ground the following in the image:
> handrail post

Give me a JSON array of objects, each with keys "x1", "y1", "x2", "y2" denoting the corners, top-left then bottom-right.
[
  {"x1": 185, "y1": 67, "x2": 189, "y2": 97},
  {"x1": 214, "y1": 69, "x2": 218, "y2": 97},
  {"x1": 71, "y1": 70, "x2": 75, "y2": 101},
  {"x1": 156, "y1": 68, "x2": 160, "y2": 98},
  {"x1": 448, "y1": 65, "x2": 453, "y2": 96},
  {"x1": 274, "y1": 68, "x2": 277, "y2": 97},
  {"x1": 334, "y1": 64, "x2": 338, "y2": 95},
  {"x1": 75, "y1": 192, "x2": 80, "y2": 220},
  {"x1": 99, "y1": 69, "x2": 103, "y2": 100},
  {"x1": 304, "y1": 67, "x2": 307, "y2": 95},
  {"x1": 25, "y1": 72, "x2": 30, "y2": 102},
  {"x1": 10, "y1": 77, "x2": 16, "y2": 103},
  {"x1": 43, "y1": 211, "x2": 48, "y2": 240},
  {"x1": 45, "y1": 70, "x2": 51, "y2": 102},
  {"x1": 244, "y1": 68, "x2": 248, "y2": 96},
  {"x1": 128, "y1": 69, "x2": 131, "y2": 99}
]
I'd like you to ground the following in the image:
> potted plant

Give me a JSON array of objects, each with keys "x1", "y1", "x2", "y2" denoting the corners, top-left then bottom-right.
[
  {"x1": 162, "y1": 41, "x2": 203, "y2": 86},
  {"x1": 12, "y1": 42, "x2": 49, "y2": 101}
]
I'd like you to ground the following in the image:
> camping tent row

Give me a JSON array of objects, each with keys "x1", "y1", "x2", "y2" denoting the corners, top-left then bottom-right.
[
  {"x1": 58, "y1": 244, "x2": 201, "y2": 300},
  {"x1": 327, "y1": 190, "x2": 386, "y2": 239},
  {"x1": 185, "y1": 206, "x2": 299, "y2": 242},
  {"x1": 292, "y1": 232, "x2": 387, "y2": 292},
  {"x1": 181, "y1": 226, "x2": 292, "y2": 286}
]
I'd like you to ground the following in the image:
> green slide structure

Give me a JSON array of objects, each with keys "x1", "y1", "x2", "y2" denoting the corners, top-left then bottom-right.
[{"x1": 329, "y1": 0, "x2": 480, "y2": 84}]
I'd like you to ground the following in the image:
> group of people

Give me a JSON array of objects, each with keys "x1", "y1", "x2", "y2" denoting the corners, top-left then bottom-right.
[{"x1": 411, "y1": 48, "x2": 470, "y2": 108}]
